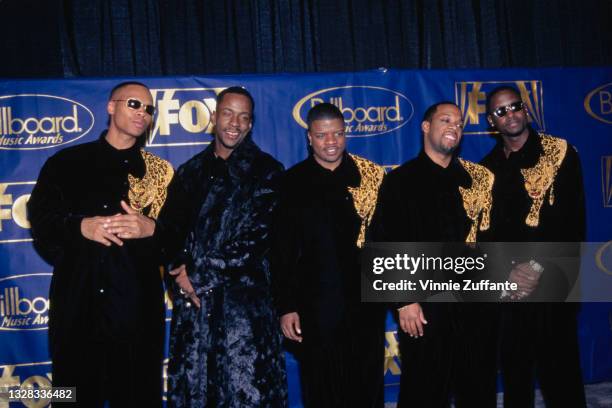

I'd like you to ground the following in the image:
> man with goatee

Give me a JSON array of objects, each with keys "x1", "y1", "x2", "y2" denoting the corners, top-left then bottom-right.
[
  {"x1": 481, "y1": 85, "x2": 586, "y2": 407},
  {"x1": 372, "y1": 101, "x2": 498, "y2": 407}
]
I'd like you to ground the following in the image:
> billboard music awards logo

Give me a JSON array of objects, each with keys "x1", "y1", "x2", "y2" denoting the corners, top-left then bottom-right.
[
  {"x1": 0, "y1": 274, "x2": 51, "y2": 331},
  {"x1": 0, "y1": 182, "x2": 34, "y2": 244},
  {"x1": 455, "y1": 80, "x2": 545, "y2": 134},
  {"x1": 0, "y1": 95, "x2": 94, "y2": 150},
  {"x1": 148, "y1": 87, "x2": 224, "y2": 147},
  {"x1": 584, "y1": 82, "x2": 612, "y2": 124},
  {"x1": 292, "y1": 86, "x2": 414, "y2": 138}
]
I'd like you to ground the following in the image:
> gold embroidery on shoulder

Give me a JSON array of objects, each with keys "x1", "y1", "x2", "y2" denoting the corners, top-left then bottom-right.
[
  {"x1": 520, "y1": 134, "x2": 567, "y2": 227},
  {"x1": 347, "y1": 154, "x2": 385, "y2": 248},
  {"x1": 128, "y1": 150, "x2": 174, "y2": 220},
  {"x1": 458, "y1": 159, "x2": 494, "y2": 243}
]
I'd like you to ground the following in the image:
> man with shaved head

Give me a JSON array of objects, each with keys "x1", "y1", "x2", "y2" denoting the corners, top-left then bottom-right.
[
  {"x1": 372, "y1": 101, "x2": 498, "y2": 407},
  {"x1": 28, "y1": 81, "x2": 173, "y2": 406},
  {"x1": 273, "y1": 103, "x2": 386, "y2": 407},
  {"x1": 481, "y1": 85, "x2": 586, "y2": 407}
]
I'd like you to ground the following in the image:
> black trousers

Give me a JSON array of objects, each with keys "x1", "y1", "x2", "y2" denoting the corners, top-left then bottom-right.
[
  {"x1": 500, "y1": 303, "x2": 586, "y2": 408},
  {"x1": 397, "y1": 303, "x2": 498, "y2": 408},
  {"x1": 52, "y1": 337, "x2": 163, "y2": 407},
  {"x1": 297, "y1": 306, "x2": 386, "y2": 408}
]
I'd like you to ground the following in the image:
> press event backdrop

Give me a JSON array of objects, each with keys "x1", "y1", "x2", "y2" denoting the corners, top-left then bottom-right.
[{"x1": 0, "y1": 67, "x2": 611, "y2": 407}]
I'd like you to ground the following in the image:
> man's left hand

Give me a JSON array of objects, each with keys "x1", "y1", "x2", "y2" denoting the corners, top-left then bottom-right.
[
  {"x1": 104, "y1": 200, "x2": 156, "y2": 239},
  {"x1": 509, "y1": 262, "x2": 542, "y2": 300}
]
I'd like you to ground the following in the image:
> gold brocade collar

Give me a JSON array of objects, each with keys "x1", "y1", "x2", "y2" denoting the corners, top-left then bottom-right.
[
  {"x1": 347, "y1": 154, "x2": 385, "y2": 248},
  {"x1": 458, "y1": 159, "x2": 494, "y2": 243}
]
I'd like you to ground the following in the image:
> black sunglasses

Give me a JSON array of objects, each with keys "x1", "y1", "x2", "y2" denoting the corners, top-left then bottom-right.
[
  {"x1": 492, "y1": 101, "x2": 524, "y2": 118},
  {"x1": 113, "y1": 98, "x2": 155, "y2": 116}
]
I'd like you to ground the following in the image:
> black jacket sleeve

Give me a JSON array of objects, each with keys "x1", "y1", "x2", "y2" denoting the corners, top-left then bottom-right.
[
  {"x1": 27, "y1": 155, "x2": 85, "y2": 265},
  {"x1": 271, "y1": 174, "x2": 302, "y2": 316}
]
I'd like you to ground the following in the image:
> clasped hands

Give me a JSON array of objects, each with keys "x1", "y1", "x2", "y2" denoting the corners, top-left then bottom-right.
[
  {"x1": 506, "y1": 262, "x2": 542, "y2": 300},
  {"x1": 80, "y1": 200, "x2": 155, "y2": 246}
]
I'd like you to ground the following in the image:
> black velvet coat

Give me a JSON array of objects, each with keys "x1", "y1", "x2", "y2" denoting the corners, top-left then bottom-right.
[
  {"x1": 480, "y1": 129, "x2": 585, "y2": 242},
  {"x1": 274, "y1": 155, "x2": 363, "y2": 336},
  {"x1": 480, "y1": 129, "x2": 586, "y2": 299},
  {"x1": 27, "y1": 135, "x2": 169, "y2": 404},
  {"x1": 370, "y1": 152, "x2": 498, "y2": 407},
  {"x1": 480, "y1": 129, "x2": 587, "y2": 407},
  {"x1": 154, "y1": 137, "x2": 287, "y2": 408},
  {"x1": 372, "y1": 151, "x2": 473, "y2": 243},
  {"x1": 273, "y1": 154, "x2": 386, "y2": 408}
]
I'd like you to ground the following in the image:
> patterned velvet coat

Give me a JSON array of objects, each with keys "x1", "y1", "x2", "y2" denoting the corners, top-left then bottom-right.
[{"x1": 155, "y1": 137, "x2": 287, "y2": 407}]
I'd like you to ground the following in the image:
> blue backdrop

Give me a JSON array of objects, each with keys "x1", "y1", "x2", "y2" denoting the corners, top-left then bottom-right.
[{"x1": 1, "y1": 67, "x2": 611, "y2": 407}]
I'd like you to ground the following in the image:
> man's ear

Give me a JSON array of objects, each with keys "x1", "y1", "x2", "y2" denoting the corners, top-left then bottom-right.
[
  {"x1": 421, "y1": 120, "x2": 430, "y2": 134},
  {"x1": 107, "y1": 100, "x2": 115, "y2": 115},
  {"x1": 487, "y1": 114, "x2": 494, "y2": 128}
]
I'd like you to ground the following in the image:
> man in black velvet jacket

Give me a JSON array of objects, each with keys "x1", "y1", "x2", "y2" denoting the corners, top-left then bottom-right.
[
  {"x1": 152, "y1": 87, "x2": 287, "y2": 407},
  {"x1": 481, "y1": 85, "x2": 586, "y2": 407},
  {"x1": 28, "y1": 81, "x2": 173, "y2": 406},
  {"x1": 371, "y1": 102, "x2": 497, "y2": 407},
  {"x1": 273, "y1": 103, "x2": 386, "y2": 407}
]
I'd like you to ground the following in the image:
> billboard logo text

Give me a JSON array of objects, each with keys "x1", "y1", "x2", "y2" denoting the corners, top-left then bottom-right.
[
  {"x1": 0, "y1": 95, "x2": 94, "y2": 150},
  {"x1": 0, "y1": 274, "x2": 51, "y2": 331},
  {"x1": 293, "y1": 86, "x2": 414, "y2": 138}
]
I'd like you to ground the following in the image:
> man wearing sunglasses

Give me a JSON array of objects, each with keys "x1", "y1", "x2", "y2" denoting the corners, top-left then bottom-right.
[
  {"x1": 28, "y1": 81, "x2": 172, "y2": 406},
  {"x1": 480, "y1": 85, "x2": 586, "y2": 407}
]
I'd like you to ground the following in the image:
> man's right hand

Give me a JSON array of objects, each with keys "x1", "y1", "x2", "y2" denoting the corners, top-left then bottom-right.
[
  {"x1": 398, "y1": 303, "x2": 428, "y2": 337},
  {"x1": 169, "y1": 264, "x2": 201, "y2": 308},
  {"x1": 280, "y1": 312, "x2": 303, "y2": 343},
  {"x1": 508, "y1": 262, "x2": 541, "y2": 299},
  {"x1": 81, "y1": 216, "x2": 123, "y2": 246}
]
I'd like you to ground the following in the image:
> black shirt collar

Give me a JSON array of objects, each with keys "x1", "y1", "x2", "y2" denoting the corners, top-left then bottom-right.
[
  {"x1": 417, "y1": 150, "x2": 461, "y2": 174},
  {"x1": 492, "y1": 127, "x2": 542, "y2": 168},
  {"x1": 416, "y1": 150, "x2": 472, "y2": 188},
  {"x1": 306, "y1": 152, "x2": 360, "y2": 188},
  {"x1": 98, "y1": 131, "x2": 145, "y2": 178},
  {"x1": 203, "y1": 135, "x2": 262, "y2": 179}
]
